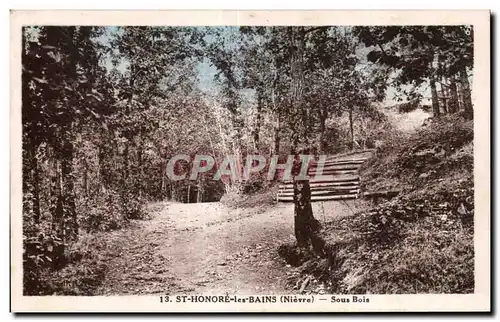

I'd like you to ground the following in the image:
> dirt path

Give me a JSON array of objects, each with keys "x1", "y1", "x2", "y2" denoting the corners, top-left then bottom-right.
[{"x1": 98, "y1": 200, "x2": 367, "y2": 295}]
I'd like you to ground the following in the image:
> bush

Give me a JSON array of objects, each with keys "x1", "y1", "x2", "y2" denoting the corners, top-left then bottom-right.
[
  {"x1": 397, "y1": 101, "x2": 419, "y2": 113},
  {"x1": 23, "y1": 232, "x2": 66, "y2": 295},
  {"x1": 282, "y1": 179, "x2": 474, "y2": 294},
  {"x1": 120, "y1": 190, "x2": 146, "y2": 220},
  {"x1": 23, "y1": 232, "x2": 108, "y2": 295},
  {"x1": 360, "y1": 114, "x2": 473, "y2": 192},
  {"x1": 24, "y1": 183, "x2": 148, "y2": 295},
  {"x1": 79, "y1": 189, "x2": 124, "y2": 232},
  {"x1": 280, "y1": 114, "x2": 475, "y2": 294},
  {"x1": 46, "y1": 236, "x2": 107, "y2": 295},
  {"x1": 221, "y1": 185, "x2": 278, "y2": 209},
  {"x1": 78, "y1": 188, "x2": 147, "y2": 232}
]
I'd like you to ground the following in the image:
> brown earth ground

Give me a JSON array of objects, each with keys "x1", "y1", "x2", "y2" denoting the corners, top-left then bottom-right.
[{"x1": 96, "y1": 199, "x2": 371, "y2": 295}]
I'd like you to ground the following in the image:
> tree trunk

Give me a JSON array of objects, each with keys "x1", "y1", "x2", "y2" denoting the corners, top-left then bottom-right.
[
  {"x1": 26, "y1": 144, "x2": 42, "y2": 225},
  {"x1": 459, "y1": 66, "x2": 473, "y2": 119},
  {"x1": 318, "y1": 108, "x2": 327, "y2": 153},
  {"x1": 360, "y1": 117, "x2": 367, "y2": 149},
  {"x1": 430, "y1": 52, "x2": 440, "y2": 117},
  {"x1": 123, "y1": 141, "x2": 130, "y2": 185},
  {"x1": 457, "y1": 81, "x2": 465, "y2": 112},
  {"x1": 98, "y1": 130, "x2": 114, "y2": 188},
  {"x1": 253, "y1": 91, "x2": 262, "y2": 147},
  {"x1": 274, "y1": 115, "x2": 280, "y2": 155},
  {"x1": 197, "y1": 180, "x2": 202, "y2": 203},
  {"x1": 137, "y1": 129, "x2": 144, "y2": 197},
  {"x1": 51, "y1": 159, "x2": 64, "y2": 238},
  {"x1": 348, "y1": 107, "x2": 355, "y2": 150},
  {"x1": 292, "y1": 153, "x2": 324, "y2": 255},
  {"x1": 449, "y1": 77, "x2": 460, "y2": 114},
  {"x1": 440, "y1": 80, "x2": 448, "y2": 114},
  {"x1": 83, "y1": 158, "x2": 89, "y2": 197},
  {"x1": 171, "y1": 182, "x2": 175, "y2": 202},
  {"x1": 430, "y1": 77, "x2": 440, "y2": 117},
  {"x1": 123, "y1": 64, "x2": 135, "y2": 185},
  {"x1": 23, "y1": 143, "x2": 42, "y2": 225},
  {"x1": 22, "y1": 35, "x2": 41, "y2": 226},
  {"x1": 60, "y1": 127, "x2": 78, "y2": 242},
  {"x1": 289, "y1": 27, "x2": 321, "y2": 252},
  {"x1": 32, "y1": 156, "x2": 41, "y2": 225},
  {"x1": 271, "y1": 62, "x2": 280, "y2": 155},
  {"x1": 293, "y1": 177, "x2": 315, "y2": 246},
  {"x1": 438, "y1": 57, "x2": 448, "y2": 114},
  {"x1": 187, "y1": 183, "x2": 191, "y2": 203},
  {"x1": 161, "y1": 162, "x2": 166, "y2": 199}
]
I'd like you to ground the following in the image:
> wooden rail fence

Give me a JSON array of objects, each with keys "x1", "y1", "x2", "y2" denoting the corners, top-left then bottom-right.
[{"x1": 276, "y1": 150, "x2": 373, "y2": 202}]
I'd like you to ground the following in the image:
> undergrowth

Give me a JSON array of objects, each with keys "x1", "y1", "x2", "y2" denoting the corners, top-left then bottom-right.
[
  {"x1": 23, "y1": 189, "x2": 148, "y2": 295},
  {"x1": 360, "y1": 114, "x2": 473, "y2": 192},
  {"x1": 220, "y1": 183, "x2": 278, "y2": 209},
  {"x1": 279, "y1": 115, "x2": 475, "y2": 294},
  {"x1": 23, "y1": 232, "x2": 109, "y2": 295}
]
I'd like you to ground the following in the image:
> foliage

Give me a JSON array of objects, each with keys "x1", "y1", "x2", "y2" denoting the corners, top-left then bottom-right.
[
  {"x1": 361, "y1": 114, "x2": 474, "y2": 192},
  {"x1": 281, "y1": 115, "x2": 474, "y2": 294},
  {"x1": 22, "y1": 25, "x2": 475, "y2": 294},
  {"x1": 220, "y1": 185, "x2": 278, "y2": 209},
  {"x1": 354, "y1": 26, "x2": 474, "y2": 118},
  {"x1": 23, "y1": 232, "x2": 65, "y2": 294},
  {"x1": 23, "y1": 231, "x2": 109, "y2": 295},
  {"x1": 318, "y1": 175, "x2": 474, "y2": 294},
  {"x1": 22, "y1": 26, "x2": 208, "y2": 294}
]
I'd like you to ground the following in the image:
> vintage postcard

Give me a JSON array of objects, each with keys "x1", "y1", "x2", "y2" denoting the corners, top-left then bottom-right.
[{"x1": 10, "y1": 10, "x2": 490, "y2": 313}]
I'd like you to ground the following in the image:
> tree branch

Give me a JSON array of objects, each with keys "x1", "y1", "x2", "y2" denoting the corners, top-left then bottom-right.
[
  {"x1": 377, "y1": 43, "x2": 387, "y2": 56},
  {"x1": 304, "y1": 26, "x2": 329, "y2": 35}
]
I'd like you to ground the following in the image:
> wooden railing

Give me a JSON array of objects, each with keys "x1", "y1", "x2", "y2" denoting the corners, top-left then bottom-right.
[{"x1": 276, "y1": 151, "x2": 373, "y2": 202}]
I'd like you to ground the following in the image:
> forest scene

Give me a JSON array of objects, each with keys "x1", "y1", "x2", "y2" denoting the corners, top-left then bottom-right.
[{"x1": 21, "y1": 25, "x2": 474, "y2": 295}]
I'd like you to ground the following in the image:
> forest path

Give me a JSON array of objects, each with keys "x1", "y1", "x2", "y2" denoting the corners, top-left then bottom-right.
[{"x1": 98, "y1": 200, "x2": 365, "y2": 295}]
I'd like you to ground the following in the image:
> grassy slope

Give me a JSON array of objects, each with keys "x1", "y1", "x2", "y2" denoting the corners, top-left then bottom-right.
[{"x1": 288, "y1": 115, "x2": 474, "y2": 294}]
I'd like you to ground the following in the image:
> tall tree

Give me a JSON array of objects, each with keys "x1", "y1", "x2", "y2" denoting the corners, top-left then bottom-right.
[
  {"x1": 354, "y1": 26, "x2": 473, "y2": 119},
  {"x1": 287, "y1": 27, "x2": 324, "y2": 253},
  {"x1": 23, "y1": 26, "x2": 110, "y2": 243}
]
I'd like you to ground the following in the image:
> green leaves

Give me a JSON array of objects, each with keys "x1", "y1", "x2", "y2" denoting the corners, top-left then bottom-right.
[{"x1": 354, "y1": 25, "x2": 473, "y2": 103}]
